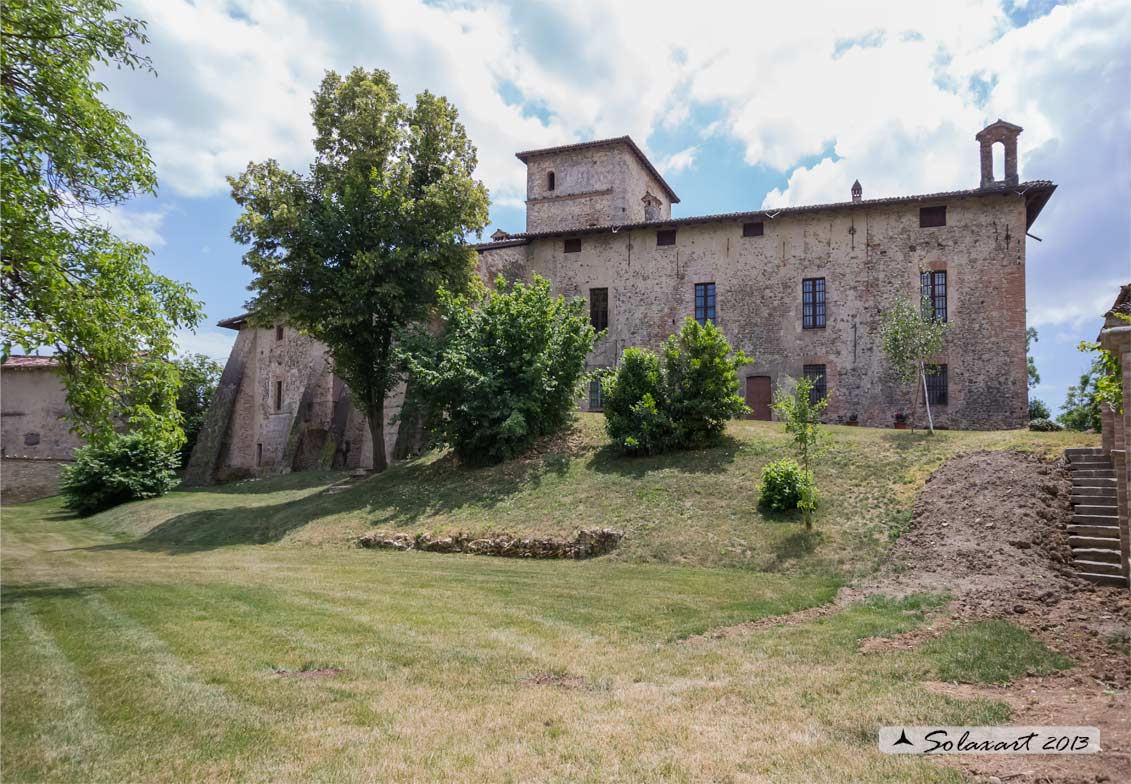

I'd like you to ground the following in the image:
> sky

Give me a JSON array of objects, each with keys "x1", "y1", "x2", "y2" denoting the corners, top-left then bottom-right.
[{"x1": 97, "y1": 0, "x2": 1131, "y2": 413}]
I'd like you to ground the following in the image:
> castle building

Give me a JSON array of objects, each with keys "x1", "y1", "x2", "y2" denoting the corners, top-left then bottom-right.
[{"x1": 187, "y1": 120, "x2": 1055, "y2": 483}]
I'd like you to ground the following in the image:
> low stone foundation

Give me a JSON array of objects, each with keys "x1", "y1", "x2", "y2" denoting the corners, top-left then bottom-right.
[{"x1": 356, "y1": 528, "x2": 623, "y2": 559}]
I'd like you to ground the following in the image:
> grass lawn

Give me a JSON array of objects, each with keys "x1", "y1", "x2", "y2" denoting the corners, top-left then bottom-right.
[{"x1": 1, "y1": 420, "x2": 1095, "y2": 782}]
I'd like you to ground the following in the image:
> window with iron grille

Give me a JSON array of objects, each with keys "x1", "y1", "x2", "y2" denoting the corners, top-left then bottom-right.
[
  {"x1": 694, "y1": 282, "x2": 716, "y2": 325},
  {"x1": 803, "y1": 364, "x2": 827, "y2": 404},
  {"x1": 925, "y1": 364, "x2": 948, "y2": 405},
  {"x1": 588, "y1": 379, "x2": 603, "y2": 411},
  {"x1": 742, "y1": 221, "x2": 764, "y2": 237},
  {"x1": 802, "y1": 278, "x2": 826, "y2": 329},
  {"x1": 920, "y1": 270, "x2": 948, "y2": 322},
  {"x1": 589, "y1": 287, "x2": 608, "y2": 332},
  {"x1": 656, "y1": 229, "x2": 677, "y2": 246},
  {"x1": 919, "y1": 205, "x2": 946, "y2": 228},
  {"x1": 564, "y1": 238, "x2": 581, "y2": 253}
]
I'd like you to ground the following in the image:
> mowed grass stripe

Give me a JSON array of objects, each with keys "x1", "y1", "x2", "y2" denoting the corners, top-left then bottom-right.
[
  {"x1": 26, "y1": 587, "x2": 276, "y2": 782},
  {"x1": 1, "y1": 603, "x2": 110, "y2": 783}
]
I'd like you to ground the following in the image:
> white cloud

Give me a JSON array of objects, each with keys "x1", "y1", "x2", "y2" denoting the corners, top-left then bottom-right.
[
  {"x1": 175, "y1": 329, "x2": 236, "y2": 363},
  {"x1": 100, "y1": 204, "x2": 170, "y2": 247},
  {"x1": 102, "y1": 0, "x2": 1128, "y2": 365},
  {"x1": 659, "y1": 146, "x2": 698, "y2": 174}
]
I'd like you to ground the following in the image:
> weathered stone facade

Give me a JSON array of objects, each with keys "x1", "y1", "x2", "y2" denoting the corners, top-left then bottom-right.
[
  {"x1": 1097, "y1": 284, "x2": 1131, "y2": 589},
  {"x1": 1, "y1": 357, "x2": 84, "y2": 502},
  {"x1": 184, "y1": 319, "x2": 408, "y2": 484},
  {"x1": 196, "y1": 122, "x2": 1055, "y2": 482}
]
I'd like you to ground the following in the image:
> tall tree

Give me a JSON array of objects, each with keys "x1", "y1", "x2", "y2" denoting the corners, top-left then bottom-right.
[
  {"x1": 1, "y1": 0, "x2": 201, "y2": 446},
  {"x1": 230, "y1": 68, "x2": 489, "y2": 471},
  {"x1": 173, "y1": 353, "x2": 222, "y2": 466},
  {"x1": 879, "y1": 293, "x2": 949, "y2": 434},
  {"x1": 1026, "y1": 327, "x2": 1040, "y2": 388}
]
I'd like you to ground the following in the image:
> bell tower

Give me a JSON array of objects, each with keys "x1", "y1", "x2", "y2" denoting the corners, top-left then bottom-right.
[{"x1": 975, "y1": 119, "x2": 1023, "y2": 187}]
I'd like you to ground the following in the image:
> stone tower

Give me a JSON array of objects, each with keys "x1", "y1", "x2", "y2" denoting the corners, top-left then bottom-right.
[{"x1": 515, "y1": 137, "x2": 679, "y2": 233}]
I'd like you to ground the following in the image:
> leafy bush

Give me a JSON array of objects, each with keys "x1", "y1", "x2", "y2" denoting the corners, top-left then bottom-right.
[
  {"x1": 174, "y1": 353, "x2": 223, "y2": 466},
  {"x1": 601, "y1": 348, "x2": 673, "y2": 455},
  {"x1": 601, "y1": 319, "x2": 749, "y2": 455},
  {"x1": 663, "y1": 319, "x2": 752, "y2": 447},
  {"x1": 758, "y1": 458, "x2": 813, "y2": 512},
  {"x1": 400, "y1": 275, "x2": 597, "y2": 464},
  {"x1": 1028, "y1": 418, "x2": 1063, "y2": 432},
  {"x1": 1028, "y1": 398, "x2": 1050, "y2": 420},
  {"x1": 60, "y1": 433, "x2": 180, "y2": 516}
]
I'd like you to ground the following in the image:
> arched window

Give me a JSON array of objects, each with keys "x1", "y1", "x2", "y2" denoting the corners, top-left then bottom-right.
[{"x1": 547, "y1": 171, "x2": 555, "y2": 191}]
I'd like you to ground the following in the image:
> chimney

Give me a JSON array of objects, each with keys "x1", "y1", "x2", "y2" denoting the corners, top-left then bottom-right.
[
  {"x1": 851, "y1": 179, "x2": 862, "y2": 202},
  {"x1": 975, "y1": 119, "x2": 1023, "y2": 187}
]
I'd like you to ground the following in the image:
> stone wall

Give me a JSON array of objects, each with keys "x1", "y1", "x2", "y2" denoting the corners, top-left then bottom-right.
[
  {"x1": 0, "y1": 366, "x2": 83, "y2": 502},
  {"x1": 485, "y1": 190, "x2": 1031, "y2": 430},
  {"x1": 193, "y1": 322, "x2": 408, "y2": 484},
  {"x1": 1097, "y1": 284, "x2": 1131, "y2": 588}
]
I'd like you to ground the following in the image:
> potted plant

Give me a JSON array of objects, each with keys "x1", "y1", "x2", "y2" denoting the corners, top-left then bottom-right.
[
  {"x1": 893, "y1": 412, "x2": 908, "y2": 430},
  {"x1": 846, "y1": 413, "x2": 859, "y2": 426}
]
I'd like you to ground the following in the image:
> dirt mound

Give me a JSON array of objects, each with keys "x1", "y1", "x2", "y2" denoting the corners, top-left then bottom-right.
[{"x1": 863, "y1": 450, "x2": 1131, "y2": 688}]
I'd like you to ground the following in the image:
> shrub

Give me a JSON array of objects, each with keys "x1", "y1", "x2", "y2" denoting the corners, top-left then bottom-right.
[
  {"x1": 601, "y1": 319, "x2": 749, "y2": 455},
  {"x1": 771, "y1": 376, "x2": 827, "y2": 528},
  {"x1": 663, "y1": 319, "x2": 752, "y2": 447},
  {"x1": 759, "y1": 458, "x2": 813, "y2": 512},
  {"x1": 400, "y1": 275, "x2": 597, "y2": 465},
  {"x1": 60, "y1": 433, "x2": 180, "y2": 516},
  {"x1": 601, "y1": 349, "x2": 673, "y2": 455},
  {"x1": 1028, "y1": 418, "x2": 1062, "y2": 432},
  {"x1": 1028, "y1": 398, "x2": 1050, "y2": 420}
]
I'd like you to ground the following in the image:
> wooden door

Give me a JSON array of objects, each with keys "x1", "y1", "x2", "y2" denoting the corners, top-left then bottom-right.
[{"x1": 745, "y1": 376, "x2": 772, "y2": 420}]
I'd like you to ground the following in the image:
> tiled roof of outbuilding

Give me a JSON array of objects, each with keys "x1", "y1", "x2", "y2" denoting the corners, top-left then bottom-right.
[{"x1": 1, "y1": 355, "x2": 61, "y2": 370}]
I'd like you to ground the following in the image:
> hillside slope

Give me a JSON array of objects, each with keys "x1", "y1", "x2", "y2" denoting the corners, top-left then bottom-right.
[{"x1": 80, "y1": 415, "x2": 1098, "y2": 577}]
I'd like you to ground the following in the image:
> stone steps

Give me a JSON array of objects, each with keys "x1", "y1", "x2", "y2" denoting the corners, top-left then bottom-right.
[
  {"x1": 1072, "y1": 547, "x2": 1122, "y2": 564},
  {"x1": 1070, "y1": 486, "x2": 1117, "y2": 498},
  {"x1": 1065, "y1": 447, "x2": 1103, "y2": 457},
  {"x1": 1072, "y1": 559, "x2": 1123, "y2": 575},
  {"x1": 1065, "y1": 447, "x2": 1125, "y2": 587},
  {"x1": 1076, "y1": 571, "x2": 1127, "y2": 587},
  {"x1": 1071, "y1": 477, "x2": 1117, "y2": 488}
]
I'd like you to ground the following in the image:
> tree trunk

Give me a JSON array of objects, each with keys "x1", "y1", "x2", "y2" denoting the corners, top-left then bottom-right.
[
  {"x1": 920, "y1": 362, "x2": 935, "y2": 435},
  {"x1": 366, "y1": 395, "x2": 388, "y2": 473}
]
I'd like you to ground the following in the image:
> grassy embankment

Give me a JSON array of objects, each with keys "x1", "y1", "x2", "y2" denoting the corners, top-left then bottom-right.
[{"x1": 0, "y1": 418, "x2": 1090, "y2": 782}]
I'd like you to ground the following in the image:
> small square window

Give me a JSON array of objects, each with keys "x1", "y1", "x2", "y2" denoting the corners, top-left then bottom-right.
[
  {"x1": 564, "y1": 238, "x2": 581, "y2": 253},
  {"x1": 803, "y1": 364, "x2": 827, "y2": 404},
  {"x1": 742, "y1": 221, "x2": 764, "y2": 237},
  {"x1": 926, "y1": 364, "x2": 948, "y2": 406},
  {"x1": 656, "y1": 229, "x2": 677, "y2": 246},
  {"x1": 919, "y1": 206, "x2": 947, "y2": 228}
]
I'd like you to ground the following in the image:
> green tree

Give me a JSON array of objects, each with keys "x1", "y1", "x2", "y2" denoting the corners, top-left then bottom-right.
[
  {"x1": 1, "y1": 0, "x2": 201, "y2": 447},
  {"x1": 173, "y1": 354, "x2": 222, "y2": 466},
  {"x1": 601, "y1": 319, "x2": 749, "y2": 455},
  {"x1": 601, "y1": 347, "x2": 673, "y2": 455},
  {"x1": 1058, "y1": 341, "x2": 1122, "y2": 431},
  {"x1": 771, "y1": 376, "x2": 827, "y2": 529},
  {"x1": 230, "y1": 68, "x2": 489, "y2": 471},
  {"x1": 1028, "y1": 398, "x2": 1050, "y2": 421},
  {"x1": 1026, "y1": 327, "x2": 1040, "y2": 388},
  {"x1": 400, "y1": 275, "x2": 596, "y2": 464},
  {"x1": 879, "y1": 294, "x2": 949, "y2": 434}
]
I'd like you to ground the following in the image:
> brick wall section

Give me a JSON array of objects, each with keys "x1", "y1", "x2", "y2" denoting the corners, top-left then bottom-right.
[{"x1": 493, "y1": 191, "x2": 1031, "y2": 429}]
